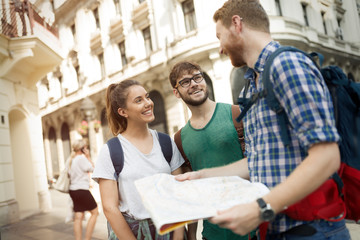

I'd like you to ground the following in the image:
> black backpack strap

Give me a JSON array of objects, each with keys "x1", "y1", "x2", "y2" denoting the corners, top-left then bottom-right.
[
  {"x1": 157, "y1": 132, "x2": 173, "y2": 164},
  {"x1": 231, "y1": 105, "x2": 246, "y2": 155},
  {"x1": 262, "y1": 46, "x2": 314, "y2": 147},
  {"x1": 106, "y1": 137, "x2": 124, "y2": 179}
]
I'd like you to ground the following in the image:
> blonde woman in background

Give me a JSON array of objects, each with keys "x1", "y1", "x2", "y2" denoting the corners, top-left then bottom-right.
[{"x1": 68, "y1": 139, "x2": 99, "y2": 240}]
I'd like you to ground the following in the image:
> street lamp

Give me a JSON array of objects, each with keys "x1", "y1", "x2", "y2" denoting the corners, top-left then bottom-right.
[
  {"x1": 80, "y1": 97, "x2": 96, "y2": 122},
  {"x1": 79, "y1": 97, "x2": 97, "y2": 159}
]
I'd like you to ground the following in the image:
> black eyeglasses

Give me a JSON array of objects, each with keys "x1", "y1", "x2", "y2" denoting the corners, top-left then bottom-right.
[{"x1": 175, "y1": 73, "x2": 204, "y2": 88}]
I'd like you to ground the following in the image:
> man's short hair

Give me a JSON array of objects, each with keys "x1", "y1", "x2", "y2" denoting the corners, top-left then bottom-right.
[
  {"x1": 213, "y1": 0, "x2": 270, "y2": 33},
  {"x1": 169, "y1": 61, "x2": 203, "y2": 88}
]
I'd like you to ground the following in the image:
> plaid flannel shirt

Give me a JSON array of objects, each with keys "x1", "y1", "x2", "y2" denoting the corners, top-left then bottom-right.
[{"x1": 240, "y1": 41, "x2": 340, "y2": 234}]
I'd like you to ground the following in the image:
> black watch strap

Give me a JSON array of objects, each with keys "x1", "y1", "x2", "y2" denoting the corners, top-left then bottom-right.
[{"x1": 256, "y1": 198, "x2": 267, "y2": 209}]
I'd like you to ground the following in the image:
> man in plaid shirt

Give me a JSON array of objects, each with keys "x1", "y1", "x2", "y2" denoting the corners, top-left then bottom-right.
[{"x1": 176, "y1": 0, "x2": 351, "y2": 239}]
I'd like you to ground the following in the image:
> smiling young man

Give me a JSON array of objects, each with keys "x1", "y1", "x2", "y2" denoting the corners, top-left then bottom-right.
[
  {"x1": 175, "y1": 1, "x2": 351, "y2": 240},
  {"x1": 169, "y1": 61, "x2": 255, "y2": 240}
]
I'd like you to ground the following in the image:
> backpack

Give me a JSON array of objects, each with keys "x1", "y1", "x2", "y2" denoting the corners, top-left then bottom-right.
[
  {"x1": 237, "y1": 46, "x2": 360, "y2": 222},
  {"x1": 106, "y1": 132, "x2": 173, "y2": 179},
  {"x1": 174, "y1": 105, "x2": 246, "y2": 171}
]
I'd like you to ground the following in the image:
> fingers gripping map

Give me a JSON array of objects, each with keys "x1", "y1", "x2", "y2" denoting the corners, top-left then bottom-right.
[{"x1": 134, "y1": 173, "x2": 270, "y2": 235}]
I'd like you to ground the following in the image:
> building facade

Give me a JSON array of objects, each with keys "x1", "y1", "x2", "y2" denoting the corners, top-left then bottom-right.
[
  {"x1": 39, "y1": 0, "x2": 360, "y2": 184},
  {"x1": 1, "y1": 0, "x2": 360, "y2": 226},
  {"x1": 0, "y1": 0, "x2": 62, "y2": 226}
]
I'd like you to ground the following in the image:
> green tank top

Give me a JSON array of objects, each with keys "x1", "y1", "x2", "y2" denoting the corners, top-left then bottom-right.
[
  {"x1": 181, "y1": 103, "x2": 244, "y2": 171},
  {"x1": 181, "y1": 103, "x2": 253, "y2": 240}
]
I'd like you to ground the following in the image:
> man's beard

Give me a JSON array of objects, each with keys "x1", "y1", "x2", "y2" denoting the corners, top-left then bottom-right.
[{"x1": 179, "y1": 88, "x2": 209, "y2": 107}]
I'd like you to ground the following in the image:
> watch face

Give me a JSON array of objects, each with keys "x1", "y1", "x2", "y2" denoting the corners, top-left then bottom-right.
[{"x1": 263, "y1": 209, "x2": 275, "y2": 221}]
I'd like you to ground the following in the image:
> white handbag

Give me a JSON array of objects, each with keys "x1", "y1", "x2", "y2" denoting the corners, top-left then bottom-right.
[{"x1": 54, "y1": 157, "x2": 72, "y2": 193}]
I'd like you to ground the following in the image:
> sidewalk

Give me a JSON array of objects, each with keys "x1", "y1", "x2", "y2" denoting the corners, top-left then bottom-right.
[
  {"x1": 1, "y1": 189, "x2": 359, "y2": 239},
  {"x1": 0, "y1": 189, "x2": 108, "y2": 240}
]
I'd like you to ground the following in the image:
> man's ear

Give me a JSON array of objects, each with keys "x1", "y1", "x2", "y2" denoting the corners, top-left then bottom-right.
[
  {"x1": 173, "y1": 88, "x2": 181, "y2": 99},
  {"x1": 118, "y1": 108, "x2": 128, "y2": 118},
  {"x1": 232, "y1": 15, "x2": 242, "y2": 32}
]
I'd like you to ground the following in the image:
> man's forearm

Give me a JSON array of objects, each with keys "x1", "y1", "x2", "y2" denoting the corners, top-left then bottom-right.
[
  {"x1": 199, "y1": 158, "x2": 249, "y2": 179},
  {"x1": 263, "y1": 142, "x2": 340, "y2": 213}
]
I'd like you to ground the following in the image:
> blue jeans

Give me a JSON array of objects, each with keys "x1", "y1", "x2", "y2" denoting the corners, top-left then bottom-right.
[{"x1": 265, "y1": 219, "x2": 350, "y2": 240}]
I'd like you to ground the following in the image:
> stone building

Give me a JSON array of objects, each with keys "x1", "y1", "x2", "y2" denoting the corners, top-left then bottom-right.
[
  {"x1": 1, "y1": 0, "x2": 360, "y2": 226},
  {"x1": 39, "y1": 0, "x2": 360, "y2": 183},
  {"x1": 0, "y1": 0, "x2": 61, "y2": 225}
]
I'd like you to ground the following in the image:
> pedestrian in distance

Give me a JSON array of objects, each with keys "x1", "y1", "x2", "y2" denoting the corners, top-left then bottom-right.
[
  {"x1": 68, "y1": 139, "x2": 99, "y2": 240},
  {"x1": 169, "y1": 60, "x2": 256, "y2": 240},
  {"x1": 92, "y1": 79, "x2": 189, "y2": 240},
  {"x1": 176, "y1": 0, "x2": 351, "y2": 239}
]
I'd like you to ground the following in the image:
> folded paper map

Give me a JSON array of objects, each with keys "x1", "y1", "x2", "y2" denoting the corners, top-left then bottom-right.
[{"x1": 134, "y1": 173, "x2": 270, "y2": 235}]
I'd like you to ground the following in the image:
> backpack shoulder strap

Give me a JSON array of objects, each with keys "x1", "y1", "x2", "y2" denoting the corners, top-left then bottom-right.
[
  {"x1": 174, "y1": 129, "x2": 192, "y2": 171},
  {"x1": 262, "y1": 46, "x2": 311, "y2": 147},
  {"x1": 157, "y1": 132, "x2": 173, "y2": 164},
  {"x1": 231, "y1": 105, "x2": 246, "y2": 155},
  {"x1": 106, "y1": 137, "x2": 124, "y2": 179}
]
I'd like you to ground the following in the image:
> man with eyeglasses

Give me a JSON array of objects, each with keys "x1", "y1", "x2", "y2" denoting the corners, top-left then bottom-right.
[{"x1": 169, "y1": 61, "x2": 256, "y2": 240}]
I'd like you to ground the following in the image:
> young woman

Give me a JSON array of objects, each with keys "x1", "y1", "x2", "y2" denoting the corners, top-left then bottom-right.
[
  {"x1": 68, "y1": 139, "x2": 99, "y2": 240},
  {"x1": 92, "y1": 80, "x2": 188, "y2": 240}
]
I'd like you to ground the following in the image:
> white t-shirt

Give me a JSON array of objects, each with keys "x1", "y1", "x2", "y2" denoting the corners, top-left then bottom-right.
[
  {"x1": 92, "y1": 129, "x2": 184, "y2": 220},
  {"x1": 69, "y1": 154, "x2": 93, "y2": 191}
]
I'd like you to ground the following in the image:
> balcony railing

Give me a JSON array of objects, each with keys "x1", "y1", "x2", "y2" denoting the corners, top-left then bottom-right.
[{"x1": 1, "y1": 1, "x2": 58, "y2": 38}]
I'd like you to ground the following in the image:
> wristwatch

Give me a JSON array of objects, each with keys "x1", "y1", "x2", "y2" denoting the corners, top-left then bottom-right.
[{"x1": 256, "y1": 198, "x2": 276, "y2": 222}]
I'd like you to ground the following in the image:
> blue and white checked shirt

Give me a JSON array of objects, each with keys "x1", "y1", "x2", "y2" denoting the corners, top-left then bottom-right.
[{"x1": 240, "y1": 41, "x2": 340, "y2": 234}]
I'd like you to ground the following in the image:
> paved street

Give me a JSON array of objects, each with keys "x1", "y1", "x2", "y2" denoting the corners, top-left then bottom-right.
[
  {"x1": 0, "y1": 189, "x2": 108, "y2": 240},
  {"x1": 1, "y1": 188, "x2": 359, "y2": 239}
]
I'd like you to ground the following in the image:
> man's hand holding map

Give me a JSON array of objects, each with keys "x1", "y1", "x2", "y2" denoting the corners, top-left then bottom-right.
[{"x1": 135, "y1": 173, "x2": 270, "y2": 235}]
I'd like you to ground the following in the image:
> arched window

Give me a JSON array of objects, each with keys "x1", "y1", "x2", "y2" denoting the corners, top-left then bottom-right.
[
  {"x1": 61, "y1": 123, "x2": 71, "y2": 161},
  {"x1": 148, "y1": 91, "x2": 168, "y2": 133},
  {"x1": 101, "y1": 108, "x2": 112, "y2": 141},
  {"x1": 203, "y1": 72, "x2": 215, "y2": 101},
  {"x1": 230, "y1": 67, "x2": 248, "y2": 104},
  {"x1": 49, "y1": 127, "x2": 59, "y2": 176}
]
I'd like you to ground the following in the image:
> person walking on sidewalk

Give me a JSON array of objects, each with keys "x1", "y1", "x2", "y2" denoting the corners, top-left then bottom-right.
[
  {"x1": 169, "y1": 61, "x2": 255, "y2": 240},
  {"x1": 176, "y1": 0, "x2": 351, "y2": 239},
  {"x1": 69, "y1": 139, "x2": 99, "y2": 240}
]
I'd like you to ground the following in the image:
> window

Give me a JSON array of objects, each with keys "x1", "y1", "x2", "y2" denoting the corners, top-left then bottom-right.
[
  {"x1": 335, "y1": 18, "x2": 343, "y2": 40},
  {"x1": 101, "y1": 108, "x2": 112, "y2": 141},
  {"x1": 61, "y1": 123, "x2": 71, "y2": 162},
  {"x1": 321, "y1": 11, "x2": 327, "y2": 35},
  {"x1": 139, "y1": 0, "x2": 145, "y2": 3},
  {"x1": 275, "y1": 0, "x2": 282, "y2": 16},
  {"x1": 142, "y1": 27, "x2": 153, "y2": 56},
  {"x1": 148, "y1": 91, "x2": 168, "y2": 133},
  {"x1": 301, "y1": 3, "x2": 309, "y2": 26},
  {"x1": 70, "y1": 23, "x2": 76, "y2": 42},
  {"x1": 98, "y1": 53, "x2": 105, "y2": 78},
  {"x1": 75, "y1": 65, "x2": 80, "y2": 84},
  {"x1": 49, "y1": 127, "x2": 59, "y2": 176},
  {"x1": 113, "y1": 0, "x2": 121, "y2": 15},
  {"x1": 118, "y1": 41, "x2": 128, "y2": 66},
  {"x1": 58, "y1": 74, "x2": 64, "y2": 97},
  {"x1": 182, "y1": 0, "x2": 197, "y2": 32},
  {"x1": 93, "y1": 7, "x2": 100, "y2": 29}
]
